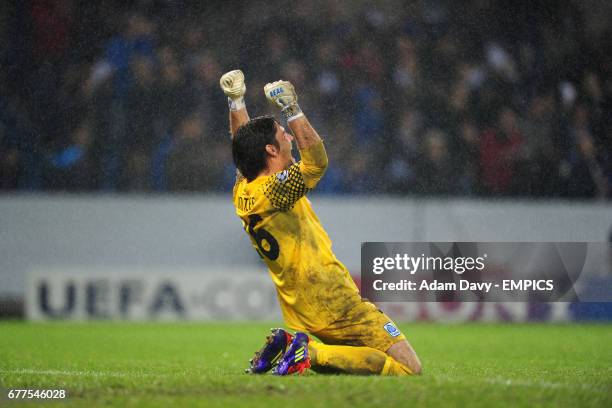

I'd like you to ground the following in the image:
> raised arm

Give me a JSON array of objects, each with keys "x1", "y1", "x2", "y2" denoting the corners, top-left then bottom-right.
[
  {"x1": 220, "y1": 70, "x2": 250, "y2": 138},
  {"x1": 264, "y1": 80, "x2": 328, "y2": 189},
  {"x1": 264, "y1": 80, "x2": 322, "y2": 150}
]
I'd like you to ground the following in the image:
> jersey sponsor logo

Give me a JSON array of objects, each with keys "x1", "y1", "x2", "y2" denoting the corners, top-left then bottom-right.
[
  {"x1": 383, "y1": 322, "x2": 401, "y2": 337},
  {"x1": 276, "y1": 170, "x2": 289, "y2": 183}
]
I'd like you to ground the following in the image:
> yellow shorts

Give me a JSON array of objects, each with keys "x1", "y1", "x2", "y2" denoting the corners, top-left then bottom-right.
[{"x1": 310, "y1": 300, "x2": 406, "y2": 353}]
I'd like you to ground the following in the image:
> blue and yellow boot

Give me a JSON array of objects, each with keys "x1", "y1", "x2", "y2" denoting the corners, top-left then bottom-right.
[
  {"x1": 246, "y1": 328, "x2": 293, "y2": 374},
  {"x1": 273, "y1": 332, "x2": 311, "y2": 375}
]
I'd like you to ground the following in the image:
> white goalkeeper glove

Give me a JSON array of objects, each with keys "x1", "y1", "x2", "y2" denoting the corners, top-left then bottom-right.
[
  {"x1": 264, "y1": 80, "x2": 304, "y2": 122},
  {"x1": 220, "y1": 69, "x2": 246, "y2": 111}
]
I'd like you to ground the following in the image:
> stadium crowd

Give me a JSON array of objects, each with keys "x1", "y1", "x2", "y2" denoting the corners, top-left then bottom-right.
[{"x1": 1, "y1": 0, "x2": 611, "y2": 198}]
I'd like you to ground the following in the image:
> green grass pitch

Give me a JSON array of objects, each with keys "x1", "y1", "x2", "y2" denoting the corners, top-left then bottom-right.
[{"x1": 1, "y1": 322, "x2": 611, "y2": 407}]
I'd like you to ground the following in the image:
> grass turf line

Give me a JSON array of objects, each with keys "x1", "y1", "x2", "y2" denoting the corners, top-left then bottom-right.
[{"x1": 0, "y1": 322, "x2": 611, "y2": 407}]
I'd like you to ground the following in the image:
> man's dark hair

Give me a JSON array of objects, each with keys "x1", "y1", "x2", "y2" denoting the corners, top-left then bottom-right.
[{"x1": 232, "y1": 116, "x2": 279, "y2": 182}]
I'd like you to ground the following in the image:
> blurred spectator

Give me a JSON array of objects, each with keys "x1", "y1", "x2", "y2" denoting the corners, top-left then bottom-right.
[
  {"x1": 517, "y1": 92, "x2": 561, "y2": 196},
  {"x1": 87, "y1": 12, "x2": 155, "y2": 191},
  {"x1": 415, "y1": 128, "x2": 454, "y2": 195},
  {"x1": 0, "y1": 95, "x2": 41, "y2": 190},
  {"x1": 156, "y1": 46, "x2": 189, "y2": 131},
  {"x1": 480, "y1": 107, "x2": 524, "y2": 195},
  {"x1": 450, "y1": 119, "x2": 480, "y2": 195},
  {"x1": 343, "y1": 149, "x2": 379, "y2": 194},
  {"x1": 393, "y1": 36, "x2": 421, "y2": 96},
  {"x1": 185, "y1": 51, "x2": 224, "y2": 136},
  {"x1": 1, "y1": 0, "x2": 610, "y2": 198},
  {"x1": 314, "y1": 122, "x2": 352, "y2": 194},
  {"x1": 44, "y1": 121, "x2": 93, "y2": 190},
  {"x1": 559, "y1": 104, "x2": 609, "y2": 198},
  {"x1": 31, "y1": 0, "x2": 74, "y2": 61},
  {"x1": 126, "y1": 55, "x2": 158, "y2": 155},
  {"x1": 385, "y1": 109, "x2": 421, "y2": 193},
  {"x1": 154, "y1": 112, "x2": 221, "y2": 192},
  {"x1": 0, "y1": 97, "x2": 20, "y2": 190},
  {"x1": 353, "y1": 83, "x2": 384, "y2": 146},
  {"x1": 312, "y1": 39, "x2": 342, "y2": 121},
  {"x1": 87, "y1": 13, "x2": 155, "y2": 98}
]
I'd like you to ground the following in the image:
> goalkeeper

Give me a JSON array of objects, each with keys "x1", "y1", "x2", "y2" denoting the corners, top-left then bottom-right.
[{"x1": 221, "y1": 70, "x2": 421, "y2": 376}]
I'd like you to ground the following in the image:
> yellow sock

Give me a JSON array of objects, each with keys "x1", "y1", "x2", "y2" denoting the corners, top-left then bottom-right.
[
  {"x1": 381, "y1": 356, "x2": 413, "y2": 376},
  {"x1": 308, "y1": 341, "x2": 413, "y2": 376}
]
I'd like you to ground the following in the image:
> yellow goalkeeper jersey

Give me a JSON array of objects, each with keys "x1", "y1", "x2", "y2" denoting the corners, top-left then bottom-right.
[{"x1": 232, "y1": 141, "x2": 362, "y2": 332}]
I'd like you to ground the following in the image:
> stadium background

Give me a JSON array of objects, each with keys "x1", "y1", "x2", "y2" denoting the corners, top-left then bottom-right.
[
  {"x1": 1, "y1": 2, "x2": 611, "y2": 406},
  {"x1": 0, "y1": 0, "x2": 612, "y2": 319},
  {"x1": 1, "y1": 0, "x2": 611, "y2": 321},
  {"x1": 1, "y1": 0, "x2": 611, "y2": 197}
]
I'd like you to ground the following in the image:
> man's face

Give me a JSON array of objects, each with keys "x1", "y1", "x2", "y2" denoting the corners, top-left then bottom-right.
[{"x1": 274, "y1": 123, "x2": 294, "y2": 166}]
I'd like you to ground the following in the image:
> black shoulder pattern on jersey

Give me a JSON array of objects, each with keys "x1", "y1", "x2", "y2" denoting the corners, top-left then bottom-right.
[{"x1": 263, "y1": 162, "x2": 309, "y2": 211}]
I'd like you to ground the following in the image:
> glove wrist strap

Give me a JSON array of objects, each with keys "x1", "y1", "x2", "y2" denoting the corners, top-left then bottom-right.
[
  {"x1": 228, "y1": 97, "x2": 246, "y2": 111},
  {"x1": 282, "y1": 103, "x2": 303, "y2": 122}
]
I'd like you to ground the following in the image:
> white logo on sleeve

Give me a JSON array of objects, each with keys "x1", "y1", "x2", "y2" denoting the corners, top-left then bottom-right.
[
  {"x1": 383, "y1": 322, "x2": 401, "y2": 337},
  {"x1": 276, "y1": 170, "x2": 289, "y2": 183}
]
